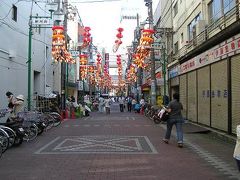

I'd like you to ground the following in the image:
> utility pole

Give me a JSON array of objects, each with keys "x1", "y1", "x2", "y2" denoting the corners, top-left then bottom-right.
[
  {"x1": 27, "y1": 14, "x2": 33, "y2": 110},
  {"x1": 60, "y1": 0, "x2": 68, "y2": 115},
  {"x1": 145, "y1": 0, "x2": 156, "y2": 105}
]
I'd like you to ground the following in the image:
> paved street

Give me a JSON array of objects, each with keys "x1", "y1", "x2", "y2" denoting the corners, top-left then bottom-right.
[{"x1": 0, "y1": 103, "x2": 239, "y2": 180}]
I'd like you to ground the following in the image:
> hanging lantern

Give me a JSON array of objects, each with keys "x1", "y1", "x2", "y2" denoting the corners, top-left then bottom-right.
[
  {"x1": 113, "y1": 27, "x2": 124, "y2": 53},
  {"x1": 79, "y1": 54, "x2": 88, "y2": 65}
]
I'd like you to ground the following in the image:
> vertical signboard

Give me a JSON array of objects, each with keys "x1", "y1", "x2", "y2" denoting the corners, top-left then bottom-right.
[{"x1": 105, "y1": 53, "x2": 109, "y2": 73}]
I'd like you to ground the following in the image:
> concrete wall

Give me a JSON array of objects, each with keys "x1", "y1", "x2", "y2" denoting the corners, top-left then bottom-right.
[{"x1": 0, "y1": 0, "x2": 59, "y2": 109}]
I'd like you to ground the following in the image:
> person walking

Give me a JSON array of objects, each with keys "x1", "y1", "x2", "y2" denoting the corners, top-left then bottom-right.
[
  {"x1": 139, "y1": 97, "x2": 145, "y2": 115},
  {"x1": 131, "y1": 98, "x2": 136, "y2": 111},
  {"x1": 119, "y1": 96, "x2": 124, "y2": 112},
  {"x1": 104, "y1": 97, "x2": 111, "y2": 115},
  {"x1": 127, "y1": 96, "x2": 132, "y2": 112},
  {"x1": 162, "y1": 93, "x2": 184, "y2": 148},
  {"x1": 98, "y1": 95, "x2": 105, "y2": 113},
  {"x1": 233, "y1": 125, "x2": 240, "y2": 171}
]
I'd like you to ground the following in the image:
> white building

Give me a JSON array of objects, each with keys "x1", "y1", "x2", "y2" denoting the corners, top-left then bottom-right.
[{"x1": 0, "y1": 0, "x2": 61, "y2": 109}]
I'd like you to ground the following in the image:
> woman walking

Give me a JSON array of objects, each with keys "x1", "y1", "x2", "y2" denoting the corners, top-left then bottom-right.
[{"x1": 163, "y1": 93, "x2": 184, "y2": 148}]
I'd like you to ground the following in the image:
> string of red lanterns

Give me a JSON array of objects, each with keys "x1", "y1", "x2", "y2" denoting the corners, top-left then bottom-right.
[
  {"x1": 113, "y1": 27, "x2": 124, "y2": 53},
  {"x1": 51, "y1": 26, "x2": 75, "y2": 63},
  {"x1": 133, "y1": 28, "x2": 155, "y2": 68}
]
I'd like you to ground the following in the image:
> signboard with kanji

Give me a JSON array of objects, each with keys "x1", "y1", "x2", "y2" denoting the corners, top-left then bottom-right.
[{"x1": 32, "y1": 18, "x2": 51, "y2": 25}]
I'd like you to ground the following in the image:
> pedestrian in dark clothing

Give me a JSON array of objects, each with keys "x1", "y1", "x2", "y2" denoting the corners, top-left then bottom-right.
[
  {"x1": 163, "y1": 93, "x2": 184, "y2": 148},
  {"x1": 127, "y1": 96, "x2": 132, "y2": 112}
]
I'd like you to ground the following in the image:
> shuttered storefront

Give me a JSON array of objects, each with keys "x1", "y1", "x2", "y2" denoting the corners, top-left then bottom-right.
[
  {"x1": 197, "y1": 66, "x2": 211, "y2": 126},
  {"x1": 180, "y1": 74, "x2": 187, "y2": 118},
  {"x1": 211, "y1": 60, "x2": 228, "y2": 131},
  {"x1": 231, "y1": 55, "x2": 240, "y2": 134},
  {"x1": 187, "y1": 71, "x2": 197, "y2": 122}
]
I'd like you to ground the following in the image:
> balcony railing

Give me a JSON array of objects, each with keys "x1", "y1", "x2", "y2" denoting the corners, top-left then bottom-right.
[{"x1": 178, "y1": 2, "x2": 240, "y2": 59}]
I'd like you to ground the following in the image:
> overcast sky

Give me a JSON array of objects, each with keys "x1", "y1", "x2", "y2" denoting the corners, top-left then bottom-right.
[{"x1": 69, "y1": 0, "x2": 159, "y2": 74}]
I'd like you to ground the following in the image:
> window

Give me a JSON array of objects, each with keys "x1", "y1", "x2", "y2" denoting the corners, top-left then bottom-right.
[
  {"x1": 188, "y1": 13, "x2": 201, "y2": 41},
  {"x1": 174, "y1": 41, "x2": 178, "y2": 54},
  {"x1": 208, "y1": 0, "x2": 236, "y2": 23},
  {"x1": 224, "y1": 0, "x2": 235, "y2": 14},
  {"x1": 12, "y1": 5, "x2": 17, "y2": 21},
  {"x1": 173, "y1": 2, "x2": 178, "y2": 17},
  {"x1": 181, "y1": 33, "x2": 184, "y2": 43}
]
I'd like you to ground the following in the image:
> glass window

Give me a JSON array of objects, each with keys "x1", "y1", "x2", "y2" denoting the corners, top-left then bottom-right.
[
  {"x1": 224, "y1": 0, "x2": 235, "y2": 14},
  {"x1": 188, "y1": 13, "x2": 201, "y2": 40},
  {"x1": 213, "y1": 0, "x2": 222, "y2": 20},
  {"x1": 174, "y1": 41, "x2": 178, "y2": 53},
  {"x1": 208, "y1": 0, "x2": 235, "y2": 23},
  {"x1": 181, "y1": 33, "x2": 184, "y2": 43}
]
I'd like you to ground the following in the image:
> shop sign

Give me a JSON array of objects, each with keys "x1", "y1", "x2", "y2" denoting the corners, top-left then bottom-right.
[
  {"x1": 180, "y1": 34, "x2": 240, "y2": 74},
  {"x1": 169, "y1": 65, "x2": 180, "y2": 78},
  {"x1": 201, "y1": 89, "x2": 228, "y2": 98}
]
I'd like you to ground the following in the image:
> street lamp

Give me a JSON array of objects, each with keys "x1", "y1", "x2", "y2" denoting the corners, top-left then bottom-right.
[{"x1": 27, "y1": 2, "x2": 62, "y2": 110}]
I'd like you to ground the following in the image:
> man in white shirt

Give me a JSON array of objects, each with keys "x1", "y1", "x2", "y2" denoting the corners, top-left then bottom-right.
[
  {"x1": 105, "y1": 97, "x2": 111, "y2": 114},
  {"x1": 98, "y1": 96, "x2": 105, "y2": 113},
  {"x1": 119, "y1": 96, "x2": 125, "y2": 112}
]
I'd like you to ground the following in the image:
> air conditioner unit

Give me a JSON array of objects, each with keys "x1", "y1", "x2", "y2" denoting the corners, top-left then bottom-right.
[{"x1": 196, "y1": 20, "x2": 206, "y2": 35}]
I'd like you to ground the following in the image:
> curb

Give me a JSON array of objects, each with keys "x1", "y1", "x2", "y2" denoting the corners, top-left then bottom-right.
[{"x1": 187, "y1": 121, "x2": 236, "y2": 144}]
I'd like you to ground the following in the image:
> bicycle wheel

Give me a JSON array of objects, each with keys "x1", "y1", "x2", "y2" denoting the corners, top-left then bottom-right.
[
  {"x1": 23, "y1": 123, "x2": 38, "y2": 141},
  {"x1": 41, "y1": 114, "x2": 54, "y2": 131},
  {"x1": 0, "y1": 126, "x2": 16, "y2": 148},
  {"x1": 0, "y1": 128, "x2": 9, "y2": 153},
  {"x1": 49, "y1": 112, "x2": 62, "y2": 127},
  {"x1": 0, "y1": 142, "x2": 3, "y2": 158}
]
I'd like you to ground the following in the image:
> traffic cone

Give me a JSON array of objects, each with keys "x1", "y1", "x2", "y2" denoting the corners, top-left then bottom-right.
[
  {"x1": 71, "y1": 110, "x2": 76, "y2": 119},
  {"x1": 65, "y1": 109, "x2": 68, "y2": 119},
  {"x1": 61, "y1": 110, "x2": 65, "y2": 119}
]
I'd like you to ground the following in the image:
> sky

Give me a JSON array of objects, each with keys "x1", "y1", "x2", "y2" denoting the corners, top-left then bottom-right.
[{"x1": 69, "y1": 0, "x2": 159, "y2": 74}]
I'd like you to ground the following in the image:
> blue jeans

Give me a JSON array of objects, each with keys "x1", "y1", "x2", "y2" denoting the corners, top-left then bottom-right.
[{"x1": 165, "y1": 118, "x2": 184, "y2": 143}]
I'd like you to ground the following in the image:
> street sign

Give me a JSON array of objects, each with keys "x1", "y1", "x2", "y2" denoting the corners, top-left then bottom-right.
[
  {"x1": 32, "y1": 18, "x2": 51, "y2": 25},
  {"x1": 151, "y1": 43, "x2": 163, "y2": 50},
  {"x1": 78, "y1": 81, "x2": 83, "y2": 91},
  {"x1": 70, "y1": 51, "x2": 80, "y2": 57}
]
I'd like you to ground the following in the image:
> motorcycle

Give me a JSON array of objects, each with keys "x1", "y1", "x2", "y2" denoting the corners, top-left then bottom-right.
[{"x1": 153, "y1": 106, "x2": 169, "y2": 124}]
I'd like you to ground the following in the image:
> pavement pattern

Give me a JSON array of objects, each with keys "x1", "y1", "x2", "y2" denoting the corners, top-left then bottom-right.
[{"x1": 0, "y1": 103, "x2": 239, "y2": 180}]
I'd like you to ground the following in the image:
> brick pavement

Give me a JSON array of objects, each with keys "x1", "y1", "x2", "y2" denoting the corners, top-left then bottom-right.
[{"x1": 0, "y1": 103, "x2": 239, "y2": 180}]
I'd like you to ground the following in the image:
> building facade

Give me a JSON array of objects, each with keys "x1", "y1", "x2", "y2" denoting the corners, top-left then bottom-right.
[
  {"x1": 154, "y1": 0, "x2": 240, "y2": 134},
  {"x1": 0, "y1": 0, "x2": 61, "y2": 108}
]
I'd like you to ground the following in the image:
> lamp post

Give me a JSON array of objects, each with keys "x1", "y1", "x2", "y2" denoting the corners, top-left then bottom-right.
[
  {"x1": 27, "y1": 3, "x2": 58, "y2": 110},
  {"x1": 144, "y1": 0, "x2": 157, "y2": 105}
]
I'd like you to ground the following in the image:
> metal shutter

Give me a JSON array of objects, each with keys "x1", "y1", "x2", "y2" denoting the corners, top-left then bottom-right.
[
  {"x1": 187, "y1": 71, "x2": 197, "y2": 122},
  {"x1": 231, "y1": 55, "x2": 240, "y2": 135},
  {"x1": 197, "y1": 66, "x2": 210, "y2": 126},
  {"x1": 180, "y1": 74, "x2": 187, "y2": 118},
  {"x1": 211, "y1": 60, "x2": 228, "y2": 131}
]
